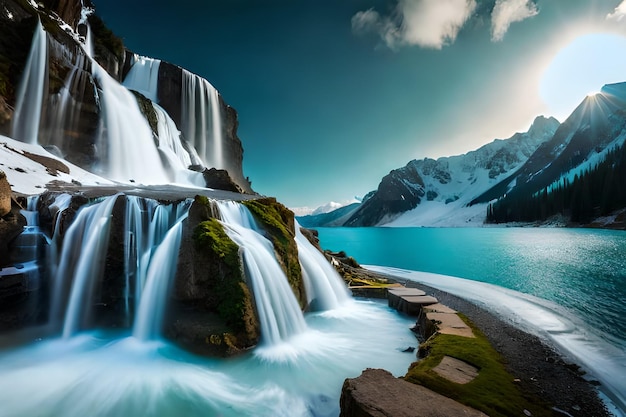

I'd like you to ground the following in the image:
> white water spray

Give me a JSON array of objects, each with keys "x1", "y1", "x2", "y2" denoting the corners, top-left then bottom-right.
[
  {"x1": 216, "y1": 201, "x2": 307, "y2": 345},
  {"x1": 12, "y1": 19, "x2": 47, "y2": 144}
]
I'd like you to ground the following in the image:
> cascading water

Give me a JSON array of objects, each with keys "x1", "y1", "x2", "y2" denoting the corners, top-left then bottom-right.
[
  {"x1": 50, "y1": 194, "x2": 190, "y2": 335},
  {"x1": 0, "y1": 196, "x2": 47, "y2": 293},
  {"x1": 59, "y1": 194, "x2": 120, "y2": 337},
  {"x1": 12, "y1": 19, "x2": 47, "y2": 145},
  {"x1": 122, "y1": 55, "x2": 160, "y2": 102},
  {"x1": 43, "y1": 42, "x2": 93, "y2": 152},
  {"x1": 0, "y1": 196, "x2": 418, "y2": 417},
  {"x1": 181, "y1": 69, "x2": 224, "y2": 169},
  {"x1": 295, "y1": 224, "x2": 350, "y2": 311},
  {"x1": 123, "y1": 196, "x2": 190, "y2": 330},
  {"x1": 121, "y1": 58, "x2": 205, "y2": 186},
  {"x1": 216, "y1": 201, "x2": 307, "y2": 345},
  {"x1": 132, "y1": 218, "x2": 185, "y2": 340},
  {"x1": 152, "y1": 102, "x2": 206, "y2": 186},
  {"x1": 91, "y1": 64, "x2": 173, "y2": 184}
]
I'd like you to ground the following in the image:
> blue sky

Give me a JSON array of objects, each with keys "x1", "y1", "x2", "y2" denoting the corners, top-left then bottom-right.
[{"x1": 93, "y1": 0, "x2": 626, "y2": 210}]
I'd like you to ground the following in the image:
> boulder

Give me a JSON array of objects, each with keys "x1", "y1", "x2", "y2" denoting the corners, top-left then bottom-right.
[
  {"x1": 0, "y1": 170, "x2": 10, "y2": 217},
  {"x1": 202, "y1": 168, "x2": 243, "y2": 193},
  {"x1": 340, "y1": 368, "x2": 488, "y2": 417}
]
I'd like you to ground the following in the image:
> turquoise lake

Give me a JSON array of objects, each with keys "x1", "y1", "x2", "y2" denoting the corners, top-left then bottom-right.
[
  {"x1": 316, "y1": 226, "x2": 626, "y2": 413},
  {"x1": 316, "y1": 227, "x2": 626, "y2": 351}
]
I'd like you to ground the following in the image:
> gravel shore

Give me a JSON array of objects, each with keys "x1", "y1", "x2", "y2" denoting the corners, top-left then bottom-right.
[{"x1": 405, "y1": 280, "x2": 612, "y2": 417}]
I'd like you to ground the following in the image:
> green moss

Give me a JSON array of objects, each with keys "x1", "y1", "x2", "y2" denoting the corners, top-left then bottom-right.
[
  {"x1": 243, "y1": 198, "x2": 305, "y2": 306},
  {"x1": 130, "y1": 90, "x2": 158, "y2": 137},
  {"x1": 193, "y1": 218, "x2": 252, "y2": 333},
  {"x1": 405, "y1": 315, "x2": 553, "y2": 417}
]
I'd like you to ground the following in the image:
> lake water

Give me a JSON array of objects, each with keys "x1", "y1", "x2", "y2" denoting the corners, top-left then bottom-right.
[{"x1": 316, "y1": 227, "x2": 626, "y2": 413}]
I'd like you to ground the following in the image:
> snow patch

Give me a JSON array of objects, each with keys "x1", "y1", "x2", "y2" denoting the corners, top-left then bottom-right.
[{"x1": 0, "y1": 135, "x2": 112, "y2": 195}]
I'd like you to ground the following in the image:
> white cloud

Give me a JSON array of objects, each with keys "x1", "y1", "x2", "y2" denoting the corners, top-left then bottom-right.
[
  {"x1": 607, "y1": 0, "x2": 626, "y2": 21},
  {"x1": 351, "y1": 0, "x2": 477, "y2": 50},
  {"x1": 491, "y1": 0, "x2": 539, "y2": 41}
]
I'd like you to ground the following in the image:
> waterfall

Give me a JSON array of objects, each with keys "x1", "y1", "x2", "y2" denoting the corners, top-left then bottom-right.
[
  {"x1": 181, "y1": 69, "x2": 224, "y2": 169},
  {"x1": 92, "y1": 63, "x2": 172, "y2": 184},
  {"x1": 152, "y1": 102, "x2": 205, "y2": 186},
  {"x1": 124, "y1": 196, "x2": 190, "y2": 324},
  {"x1": 132, "y1": 218, "x2": 185, "y2": 340},
  {"x1": 295, "y1": 224, "x2": 350, "y2": 311},
  {"x1": 49, "y1": 194, "x2": 190, "y2": 337},
  {"x1": 79, "y1": 4, "x2": 94, "y2": 58},
  {"x1": 216, "y1": 201, "x2": 307, "y2": 345},
  {"x1": 44, "y1": 46, "x2": 92, "y2": 152},
  {"x1": 122, "y1": 56, "x2": 160, "y2": 102},
  {"x1": 59, "y1": 195, "x2": 119, "y2": 337},
  {"x1": 119, "y1": 58, "x2": 206, "y2": 186},
  {"x1": 12, "y1": 19, "x2": 47, "y2": 144}
]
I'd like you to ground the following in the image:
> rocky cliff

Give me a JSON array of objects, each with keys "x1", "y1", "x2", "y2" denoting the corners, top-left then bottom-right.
[{"x1": 0, "y1": 0, "x2": 252, "y2": 193}]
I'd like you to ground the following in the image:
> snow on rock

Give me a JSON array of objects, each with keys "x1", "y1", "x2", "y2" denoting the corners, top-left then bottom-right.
[{"x1": 0, "y1": 135, "x2": 112, "y2": 195}]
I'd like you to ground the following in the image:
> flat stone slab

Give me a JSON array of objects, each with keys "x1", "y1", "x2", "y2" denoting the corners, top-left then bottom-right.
[
  {"x1": 426, "y1": 312, "x2": 475, "y2": 338},
  {"x1": 388, "y1": 287, "x2": 426, "y2": 296},
  {"x1": 392, "y1": 295, "x2": 439, "y2": 315},
  {"x1": 433, "y1": 356, "x2": 479, "y2": 385},
  {"x1": 423, "y1": 303, "x2": 457, "y2": 314},
  {"x1": 341, "y1": 368, "x2": 488, "y2": 417}
]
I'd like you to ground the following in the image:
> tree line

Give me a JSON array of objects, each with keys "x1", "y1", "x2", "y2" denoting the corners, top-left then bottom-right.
[{"x1": 487, "y1": 142, "x2": 626, "y2": 224}]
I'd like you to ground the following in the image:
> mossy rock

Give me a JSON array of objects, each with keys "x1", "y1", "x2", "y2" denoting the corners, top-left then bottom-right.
[
  {"x1": 243, "y1": 198, "x2": 306, "y2": 308},
  {"x1": 405, "y1": 314, "x2": 554, "y2": 417},
  {"x1": 191, "y1": 217, "x2": 259, "y2": 349},
  {"x1": 130, "y1": 90, "x2": 158, "y2": 138}
]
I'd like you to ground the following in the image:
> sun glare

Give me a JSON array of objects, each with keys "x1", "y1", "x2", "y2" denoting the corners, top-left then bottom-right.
[{"x1": 540, "y1": 33, "x2": 626, "y2": 120}]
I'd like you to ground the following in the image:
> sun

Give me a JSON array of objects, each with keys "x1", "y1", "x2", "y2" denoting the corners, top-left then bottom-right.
[{"x1": 540, "y1": 33, "x2": 626, "y2": 120}]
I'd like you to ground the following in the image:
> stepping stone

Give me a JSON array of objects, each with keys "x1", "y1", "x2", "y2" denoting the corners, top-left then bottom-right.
[
  {"x1": 387, "y1": 287, "x2": 426, "y2": 296},
  {"x1": 394, "y1": 295, "x2": 439, "y2": 315},
  {"x1": 341, "y1": 368, "x2": 488, "y2": 416},
  {"x1": 433, "y1": 356, "x2": 479, "y2": 384},
  {"x1": 423, "y1": 303, "x2": 457, "y2": 314},
  {"x1": 426, "y1": 312, "x2": 475, "y2": 338}
]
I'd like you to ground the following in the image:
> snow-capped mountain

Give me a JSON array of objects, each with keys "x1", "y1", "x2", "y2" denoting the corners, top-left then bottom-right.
[
  {"x1": 338, "y1": 115, "x2": 560, "y2": 227},
  {"x1": 485, "y1": 82, "x2": 626, "y2": 225}
]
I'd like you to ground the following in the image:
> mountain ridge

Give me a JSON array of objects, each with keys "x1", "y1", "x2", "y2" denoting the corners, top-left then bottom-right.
[{"x1": 332, "y1": 115, "x2": 560, "y2": 227}]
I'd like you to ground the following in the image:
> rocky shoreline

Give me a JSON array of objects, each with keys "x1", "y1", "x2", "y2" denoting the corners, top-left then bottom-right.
[{"x1": 344, "y1": 265, "x2": 613, "y2": 417}]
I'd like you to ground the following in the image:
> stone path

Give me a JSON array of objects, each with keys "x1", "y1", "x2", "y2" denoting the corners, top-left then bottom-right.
[{"x1": 386, "y1": 286, "x2": 478, "y2": 384}]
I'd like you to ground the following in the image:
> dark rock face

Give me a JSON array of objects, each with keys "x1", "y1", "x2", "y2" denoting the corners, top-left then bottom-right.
[
  {"x1": 202, "y1": 168, "x2": 243, "y2": 193},
  {"x1": 42, "y1": 0, "x2": 83, "y2": 30},
  {"x1": 345, "y1": 164, "x2": 425, "y2": 226},
  {"x1": 340, "y1": 368, "x2": 488, "y2": 417}
]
